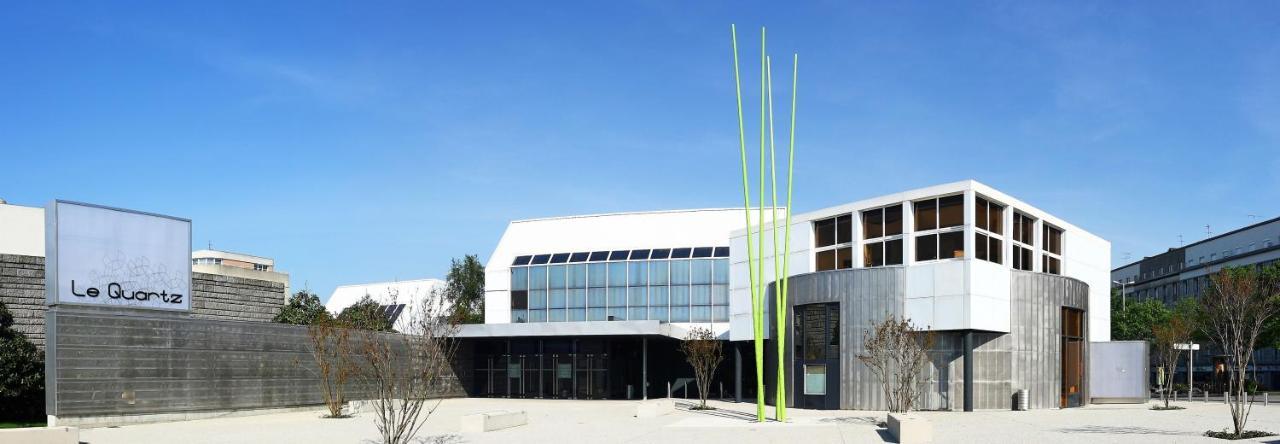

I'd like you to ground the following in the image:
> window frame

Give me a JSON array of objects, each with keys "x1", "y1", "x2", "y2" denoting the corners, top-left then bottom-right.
[
  {"x1": 1042, "y1": 224, "x2": 1064, "y2": 275},
  {"x1": 913, "y1": 194, "x2": 967, "y2": 263},
  {"x1": 973, "y1": 196, "x2": 1004, "y2": 265},
  {"x1": 860, "y1": 204, "x2": 904, "y2": 268},
  {"x1": 813, "y1": 213, "x2": 854, "y2": 271}
]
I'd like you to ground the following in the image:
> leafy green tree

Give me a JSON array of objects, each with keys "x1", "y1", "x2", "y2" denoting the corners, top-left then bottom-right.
[
  {"x1": 1111, "y1": 296, "x2": 1172, "y2": 342},
  {"x1": 274, "y1": 290, "x2": 332, "y2": 325},
  {"x1": 0, "y1": 301, "x2": 44, "y2": 421},
  {"x1": 444, "y1": 254, "x2": 485, "y2": 324},
  {"x1": 337, "y1": 295, "x2": 395, "y2": 332}
]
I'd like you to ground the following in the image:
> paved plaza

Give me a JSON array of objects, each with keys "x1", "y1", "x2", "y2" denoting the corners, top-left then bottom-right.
[{"x1": 75, "y1": 397, "x2": 1280, "y2": 443}]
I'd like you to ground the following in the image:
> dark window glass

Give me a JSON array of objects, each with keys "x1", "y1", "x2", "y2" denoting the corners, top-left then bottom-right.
[
  {"x1": 713, "y1": 247, "x2": 730, "y2": 257},
  {"x1": 837, "y1": 247, "x2": 853, "y2": 269},
  {"x1": 886, "y1": 239, "x2": 903, "y2": 265},
  {"x1": 650, "y1": 248, "x2": 671, "y2": 259},
  {"x1": 816, "y1": 250, "x2": 836, "y2": 271},
  {"x1": 512, "y1": 255, "x2": 532, "y2": 266},
  {"x1": 885, "y1": 205, "x2": 903, "y2": 236},
  {"x1": 864, "y1": 242, "x2": 883, "y2": 267},
  {"x1": 989, "y1": 201, "x2": 1004, "y2": 233},
  {"x1": 990, "y1": 237, "x2": 1002, "y2": 264},
  {"x1": 609, "y1": 250, "x2": 629, "y2": 260},
  {"x1": 512, "y1": 290, "x2": 528, "y2": 309},
  {"x1": 1045, "y1": 226, "x2": 1064, "y2": 255},
  {"x1": 569, "y1": 252, "x2": 589, "y2": 262},
  {"x1": 975, "y1": 233, "x2": 989, "y2": 261},
  {"x1": 692, "y1": 247, "x2": 713, "y2": 258},
  {"x1": 814, "y1": 217, "x2": 836, "y2": 248},
  {"x1": 1016, "y1": 214, "x2": 1035, "y2": 245},
  {"x1": 629, "y1": 249, "x2": 651, "y2": 260},
  {"x1": 862, "y1": 209, "x2": 883, "y2": 239},
  {"x1": 671, "y1": 248, "x2": 692, "y2": 258},
  {"x1": 939, "y1": 231, "x2": 964, "y2": 259},
  {"x1": 914, "y1": 200, "x2": 937, "y2": 231},
  {"x1": 589, "y1": 251, "x2": 610, "y2": 261},
  {"x1": 550, "y1": 253, "x2": 570, "y2": 264},
  {"x1": 976, "y1": 197, "x2": 990, "y2": 231},
  {"x1": 938, "y1": 195, "x2": 964, "y2": 228},
  {"x1": 916, "y1": 234, "x2": 938, "y2": 261},
  {"x1": 532, "y1": 254, "x2": 551, "y2": 265},
  {"x1": 836, "y1": 214, "x2": 852, "y2": 244}
]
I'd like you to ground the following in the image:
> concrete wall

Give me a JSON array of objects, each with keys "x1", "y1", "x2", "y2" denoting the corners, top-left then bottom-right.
[
  {"x1": 0, "y1": 254, "x2": 288, "y2": 349},
  {"x1": 46, "y1": 307, "x2": 465, "y2": 426},
  {"x1": 0, "y1": 203, "x2": 44, "y2": 257},
  {"x1": 190, "y1": 272, "x2": 286, "y2": 323},
  {"x1": 775, "y1": 267, "x2": 1088, "y2": 411},
  {"x1": 0, "y1": 254, "x2": 46, "y2": 347}
]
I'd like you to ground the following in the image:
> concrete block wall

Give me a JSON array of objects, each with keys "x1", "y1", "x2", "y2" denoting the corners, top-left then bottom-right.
[
  {"x1": 0, "y1": 254, "x2": 46, "y2": 347},
  {"x1": 0, "y1": 254, "x2": 287, "y2": 349},
  {"x1": 190, "y1": 273, "x2": 285, "y2": 322}
]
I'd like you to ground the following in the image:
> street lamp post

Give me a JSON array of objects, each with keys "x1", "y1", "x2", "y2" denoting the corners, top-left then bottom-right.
[
  {"x1": 1113, "y1": 280, "x2": 1128, "y2": 311},
  {"x1": 1176, "y1": 343, "x2": 1200, "y2": 395}
]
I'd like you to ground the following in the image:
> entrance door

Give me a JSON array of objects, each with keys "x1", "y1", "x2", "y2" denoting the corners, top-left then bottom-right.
[
  {"x1": 794, "y1": 303, "x2": 840, "y2": 409},
  {"x1": 1061, "y1": 308, "x2": 1085, "y2": 408}
]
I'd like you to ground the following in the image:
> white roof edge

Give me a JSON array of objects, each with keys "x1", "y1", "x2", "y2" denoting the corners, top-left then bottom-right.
[
  {"x1": 332, "y1": 278, "x2": 444, "y2": 289},
  {"x1": 511, "y1": 207, "x2": 750, "y2": 224}
]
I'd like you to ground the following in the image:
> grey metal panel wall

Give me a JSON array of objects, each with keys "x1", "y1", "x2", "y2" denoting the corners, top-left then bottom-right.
[
  {"x1": 775, "y1": 267, "x2": 905, "y2": 410},
  {"x1": 48, "y1": 307, "x2": 464, "y2": 420},
  {"x1": 1008, "y1": 271, "x2": 1089, "y2": 410},
  {"x1": 777, "y1": 268, "x2": 1090, "y2": 411}
]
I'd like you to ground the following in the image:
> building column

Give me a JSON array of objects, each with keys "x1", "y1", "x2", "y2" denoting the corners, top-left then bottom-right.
[
  {"x1": 964, "y1": 331, "x2": 974, "y2": 412},
  {"x1": 642, "y1": 337, "x2": 648, "y2": 400},
  {"x1": 735, "y1": 342, "x2": 743, "y2": 402}
]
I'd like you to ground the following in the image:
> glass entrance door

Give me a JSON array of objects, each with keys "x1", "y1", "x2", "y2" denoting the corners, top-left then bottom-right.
[
  {"x1": 1061, "y1": 308, "x2": 1085, "y2": 408},
  {"x1": 794, "y1": 303, "x2": 840, "y2": 409}
]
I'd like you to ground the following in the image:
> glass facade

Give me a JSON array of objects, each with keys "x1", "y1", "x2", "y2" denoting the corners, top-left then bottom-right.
[{"x1": 512, "y1": 248, "x2": 730, "y2": 323}]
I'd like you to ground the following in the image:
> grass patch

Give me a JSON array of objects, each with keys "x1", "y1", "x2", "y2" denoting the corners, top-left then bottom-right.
[
  {"x1": 0, "y1": 420, "x2": 46, "y2": 429},
  {"x1": 1150, "y1": 405, "x2": 1185, "y2": 410},
  {"x1": 1204, "y1": 429, "x2": 1277, "y2": 440}
]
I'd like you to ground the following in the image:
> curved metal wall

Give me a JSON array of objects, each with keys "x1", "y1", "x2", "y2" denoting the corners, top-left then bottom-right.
[{"x1": 773, "y1": 267, "x2": 1089, "y2": 411}]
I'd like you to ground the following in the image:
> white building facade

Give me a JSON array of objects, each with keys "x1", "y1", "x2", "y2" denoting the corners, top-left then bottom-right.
[{"x1": 472, "y1": 180, "x2": 1111, "y2": 409}]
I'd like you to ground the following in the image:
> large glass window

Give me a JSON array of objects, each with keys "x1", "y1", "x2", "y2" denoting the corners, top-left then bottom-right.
[
  {"x1": 862, "y1": 204, "x2": 904, "y2": 267},
  {"x1": 815, "y1": 213, "x2": 854, "y2": 271},
  {"x1": 1043, "y1": 225, "x2": 1064, "y2": 275},
  {"x1": 914, "y1": 195, "x2": 966, "y2": 261},
  {"x1": 511, "y1": 252, "x2": 729, "y2": 324},
  {"x1": 1011, "y1": 212, "x2": 1035, "y2": 271},
  {"x1": 974, "y1": 196, "x2": 1004, "y2": 264}
]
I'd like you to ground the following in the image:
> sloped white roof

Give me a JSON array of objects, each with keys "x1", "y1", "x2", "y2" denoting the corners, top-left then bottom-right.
[{"x1": 326, "y1": 278, "x2": 447, "y2": 332}]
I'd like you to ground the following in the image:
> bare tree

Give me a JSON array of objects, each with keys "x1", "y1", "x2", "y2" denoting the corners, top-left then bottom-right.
[
  {"x1": 1152, "y1": 311, "x2": 1194, "y2": 409},
  {"x1": 357, "y1": 288, "x2": 460, "y2": 444},
  {"x1": 1199, "y1": 265, "x2": 1280, "y2": 437},
  {"x1": 858, "y1": 315, "x2": 934, "y2": 413},
  {"x1": 680, "y1": 326, "x2": 724, "y2": 410},
  {"x1": 307, "y1": 318, "x2": 356, "y2": 418}
]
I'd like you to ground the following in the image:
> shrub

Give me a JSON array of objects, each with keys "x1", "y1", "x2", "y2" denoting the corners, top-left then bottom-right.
[
  {"x1": 275, "y1": 290, "x2": 332, "y2": 326},
  {"x1": 0, "y1": 301, "x2": 44, "y2": 421}
]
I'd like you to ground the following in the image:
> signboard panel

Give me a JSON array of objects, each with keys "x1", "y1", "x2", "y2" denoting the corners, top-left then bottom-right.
[{"x1": 46, "y1": 200, "x2": 191, "y2": 311}]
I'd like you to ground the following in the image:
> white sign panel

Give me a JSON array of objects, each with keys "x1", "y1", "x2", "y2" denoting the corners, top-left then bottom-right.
[{"x1": 46, "y1": 201, "x2": 191, "y2": 311}]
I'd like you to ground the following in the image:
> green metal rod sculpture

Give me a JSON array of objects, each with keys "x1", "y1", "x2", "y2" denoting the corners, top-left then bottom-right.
[{"x1": 730, "y1": 24, "x2": 797, "y2": 423}]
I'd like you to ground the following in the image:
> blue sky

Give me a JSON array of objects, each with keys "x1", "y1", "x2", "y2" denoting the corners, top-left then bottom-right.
[{"x1": 3, "y1": 2, "x2": 1278, "y2": 301}]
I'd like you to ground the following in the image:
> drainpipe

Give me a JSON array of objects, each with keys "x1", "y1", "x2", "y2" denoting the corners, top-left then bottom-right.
[{"x1": 964, "y1": 330, "x2": 974, "y2": 412}]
